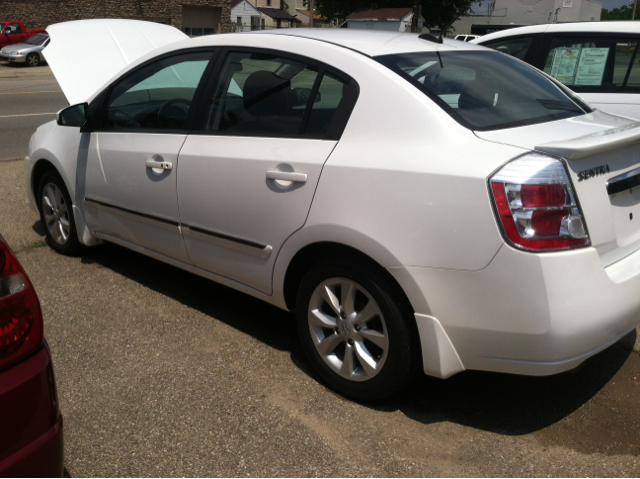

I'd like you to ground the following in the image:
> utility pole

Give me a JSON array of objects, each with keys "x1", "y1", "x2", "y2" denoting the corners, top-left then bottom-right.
[
  {"x1": 411, "y1": 0, "x2": 420, "y2": 32},
  {"x1": 633, "y1": 0, "x2": 638, "y2": 20},
  {"x1": 309, "y1": 0, "x2": 314, "y2": 27}
]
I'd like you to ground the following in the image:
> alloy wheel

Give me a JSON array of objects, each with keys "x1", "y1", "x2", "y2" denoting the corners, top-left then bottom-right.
[
  {"x1": 41, "y1": 182, "x2": 70, "y2": 245},
  {"x1": 307, "y1": 278, "x2": 389, "y2": 381}
]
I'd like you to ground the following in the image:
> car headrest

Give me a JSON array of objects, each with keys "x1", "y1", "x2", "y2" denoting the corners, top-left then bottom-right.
[{"x1": 243, "y1": 71, "x2": 290, "y2": 117}]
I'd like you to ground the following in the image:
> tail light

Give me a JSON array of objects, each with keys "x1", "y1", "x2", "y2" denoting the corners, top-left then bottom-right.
[
  {"x1": 0, "y1": 234, "x2": 43, "y2": 372},
  {"x1": 490, "y1": 152, "x2": 589, "y2": 251}
]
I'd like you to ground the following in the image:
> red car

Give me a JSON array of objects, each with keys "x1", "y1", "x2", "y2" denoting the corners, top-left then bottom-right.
[{"x1": 0, "y1": 234, "x2": 63, "y2": 477}]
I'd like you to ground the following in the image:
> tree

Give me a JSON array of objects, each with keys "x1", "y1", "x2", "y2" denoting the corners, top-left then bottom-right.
[
  {"x1": 307, "y1": 0, "x2": 475, "y2": 30},
  {"x1": 601, "y1": 5, "x2": 639, "y2": 20}
]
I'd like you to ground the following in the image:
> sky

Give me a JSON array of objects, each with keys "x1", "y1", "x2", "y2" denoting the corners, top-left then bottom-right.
[{"x1": 468, "y1": 0, "x2": 633, "y2": 14}]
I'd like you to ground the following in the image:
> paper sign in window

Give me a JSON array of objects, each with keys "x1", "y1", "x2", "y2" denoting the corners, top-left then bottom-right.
[
  {"x1": 550, "y1": 48, "x2": 581, "y2": 85},
  {"x1": 574, "y1": 48, "x2": 609, "y2": 86}
]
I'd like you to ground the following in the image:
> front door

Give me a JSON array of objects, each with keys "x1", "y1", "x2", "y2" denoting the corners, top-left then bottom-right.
[
  {"x1": 83, "y1": 50, "x2": 214, "y2": 261},
  {"x1": 177, "y1": 49, "x2": 356, "y2": 293}
]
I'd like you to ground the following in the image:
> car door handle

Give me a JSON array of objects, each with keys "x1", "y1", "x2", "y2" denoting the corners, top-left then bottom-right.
[
  {"x1": 266, "y1": 171, "x2": 307, "y2": 183},
  {"x1": 145, "y1": 159, "x2": 173, "y2": 170}
]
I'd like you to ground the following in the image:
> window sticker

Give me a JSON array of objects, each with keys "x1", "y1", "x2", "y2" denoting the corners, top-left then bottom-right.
[
  {"x1": 574, "y1": 48, "x2": 609, "y2": 86},
  {"x1": 550, "y1": 47, "x2": 581, "y2": 85}
]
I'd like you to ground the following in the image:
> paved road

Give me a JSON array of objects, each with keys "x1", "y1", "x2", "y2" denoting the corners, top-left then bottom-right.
[
  {"x1": 0, "y1": 64, "x2": 67, "y2": 161},
  {"x1": 2, "y1": 66, "x2": 640, "y2": 477}
]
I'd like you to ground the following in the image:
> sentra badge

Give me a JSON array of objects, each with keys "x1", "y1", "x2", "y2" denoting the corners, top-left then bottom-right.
[{"x1": 578, "y1": 164, "x2": 610, "y2": 182}]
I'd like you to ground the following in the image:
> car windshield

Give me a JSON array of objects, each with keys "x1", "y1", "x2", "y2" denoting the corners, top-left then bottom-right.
[
  {"x1": 0, "y1": 23, "x2": 5, "y2": 33},
  {"x1": 24, "y1": 34, "x2": 48, "y2": 46},
  {"x1": 375, "y1": 50, "x2": 592, "y2": 131}
]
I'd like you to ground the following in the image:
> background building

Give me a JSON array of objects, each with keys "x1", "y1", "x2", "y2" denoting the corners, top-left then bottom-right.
[
  {"x1": 0, "y1": 0, "x2": 231, "y2": 34},
  {"x1": 452, "y1": 0, "x2": 602, "y2": 36},
  {"x1": 342, "y1": 8, "x2": 424, "y2": 31},
  {"x1": 231, "y1": 0, "x2": 262, "y2": 31}
]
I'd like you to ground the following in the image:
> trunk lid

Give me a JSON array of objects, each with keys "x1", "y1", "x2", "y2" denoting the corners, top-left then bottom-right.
[
  {"x1": 478, "y1": 111, "x2": 640, "y2": 267},
  {"x1": 44, "y1": 19, "x2": 188, "y2": 105}
]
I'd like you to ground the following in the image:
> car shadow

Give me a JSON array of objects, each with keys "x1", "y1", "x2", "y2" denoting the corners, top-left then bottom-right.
[{"x1": 79, "y1": 241, "x2": 631, "y2": 436}]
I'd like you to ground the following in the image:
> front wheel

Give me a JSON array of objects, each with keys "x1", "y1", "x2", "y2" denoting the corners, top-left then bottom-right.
[
  {"x1": 38, "y1": 170, "x2": 81, "y2": 255},
  {"x1": 26, "y1": 53, "x2": 40, "y2": 67},
  {"x1": 296, "y1": 256, "x2": 414, "y2": 401}
]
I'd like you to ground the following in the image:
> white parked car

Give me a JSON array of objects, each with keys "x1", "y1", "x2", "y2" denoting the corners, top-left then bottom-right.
[
  {"x1": 454, "y1": 34, "x2": 480, "y2": 42},
  {"x1": 473, "y1": 22, "x2": 640, "y2": 120},
  {"x1": 26, "y1": 20, "x2": 640, "y2": 400}
]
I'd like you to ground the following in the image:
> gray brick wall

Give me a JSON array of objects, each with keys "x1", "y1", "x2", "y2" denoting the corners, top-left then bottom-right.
[{"x1": 0, "y1": 0, "x2": 231, "y2": 33}]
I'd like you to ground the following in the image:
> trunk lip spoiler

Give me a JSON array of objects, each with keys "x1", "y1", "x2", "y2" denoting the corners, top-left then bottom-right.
[{"x1": 536, "y1": 121, "x2": 640, "y2": 160}]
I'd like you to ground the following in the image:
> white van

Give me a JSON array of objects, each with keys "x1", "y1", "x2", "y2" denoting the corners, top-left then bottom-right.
[{"x1": 473, "y1": 22, "x2": 640, "y2": 119}]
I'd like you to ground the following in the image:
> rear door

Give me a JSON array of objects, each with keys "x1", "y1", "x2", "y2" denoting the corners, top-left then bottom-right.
[
  {"x1": 83, "y1": 49, "x2": 215, "y2": 261},
  {"x1": 176, "y1": 48, "x2": 358, "y2": 293}
]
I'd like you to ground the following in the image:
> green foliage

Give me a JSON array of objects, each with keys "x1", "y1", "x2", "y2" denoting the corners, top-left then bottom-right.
[
  {"x1": 601, "y1": 5, "x2": 639, "y2": 20},
  {"x1": 307, "y1": 0, "x2": 475, "y2": 29},
  {"x1": 281, "y1": 0, "x2": 290, "y2": 11}
]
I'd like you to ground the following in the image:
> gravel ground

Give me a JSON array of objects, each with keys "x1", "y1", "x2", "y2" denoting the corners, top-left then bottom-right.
[{"x1": 2, "y1": 152, "x2": 640, "y2": 476}]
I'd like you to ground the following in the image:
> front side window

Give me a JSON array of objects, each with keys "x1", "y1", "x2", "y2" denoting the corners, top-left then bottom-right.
[
  {"x1": 376, "y1": 50, "x2": 590, "y2": 131},
  {"x1": 482, "y1": 36, "x2": 534, "y2": 60},
  {"x1": 104, "y1": 51, "x2": 212, "y2": 131},
  {"x1": 204, "y1": 51, "x2": 346, "y2": 138},
  {"x1": 6, "y1": 23, "x2": 23, "y2": 34},
  {"x1": 543, "y1": 36, "x2": 638, "y2": 93}
]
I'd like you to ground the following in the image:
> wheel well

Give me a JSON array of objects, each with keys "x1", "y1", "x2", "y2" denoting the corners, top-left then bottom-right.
[
  {"x1": 283, "y1": 242, "x2": 423, "y2": 373},
  {"x1": 283, "y1": 242, "x2": 414, "y2": 314},
  {"x1": 31, "y1": 160, "x2": 56, "y2": 200}
]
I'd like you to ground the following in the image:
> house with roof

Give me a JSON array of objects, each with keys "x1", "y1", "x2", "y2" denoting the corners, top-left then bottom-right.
[
  {"x1": 341, "y1": 8, "x2": 424, "y2": 32},
  {"x1": 231, "y1": 0, "x2": 262, "y2": 31},
  {"x1": 257, "y1": 7, "x2": 297, "y2": 28},
  {"x1": 295, "y1": 8, "x2": 333, "y2": 27}
]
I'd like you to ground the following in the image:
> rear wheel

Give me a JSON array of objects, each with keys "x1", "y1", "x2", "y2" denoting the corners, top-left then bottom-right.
[
  {"x1": 26, "y1": 53, "x2": 39, "y2": 67},
  {"x1": 38, "y1": 170, "x2": 81, "y2": 256},
  {"x1": 296, "y1": 256, "x2": 414, "y2": 401}
]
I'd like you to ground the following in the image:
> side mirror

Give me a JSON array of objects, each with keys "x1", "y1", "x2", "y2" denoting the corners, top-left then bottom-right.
[{"x1": 56, "y1": 103, "x2": 87, "y2": 128}]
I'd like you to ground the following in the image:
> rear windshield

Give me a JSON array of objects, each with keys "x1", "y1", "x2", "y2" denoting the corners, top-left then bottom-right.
[
  {"x1": 24, "y1": 34, "x2": 48, "y2": 46},
  {"x1": 375, "y1": 50, "x2": 592, "y2": 131}
]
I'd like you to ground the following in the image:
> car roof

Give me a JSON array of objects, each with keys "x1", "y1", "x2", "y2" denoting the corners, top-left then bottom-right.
[
  {"x1": 473, "y1": 21, "x2": 640, "y2": 44},
  {"x1": 239, "y1": 29, "x2": 487, "y2": 57}
]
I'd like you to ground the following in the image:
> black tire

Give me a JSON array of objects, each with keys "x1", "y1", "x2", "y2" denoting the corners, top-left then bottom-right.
[
  {"x1": 37, "y1": 170, "x2": 82, "y2": 256},
  {"x1": 26, "y1": 53, "x2": 40, "y2": 67},
  {"x1": 295, "y1": 255, "x2": 414, "y2": 401}
]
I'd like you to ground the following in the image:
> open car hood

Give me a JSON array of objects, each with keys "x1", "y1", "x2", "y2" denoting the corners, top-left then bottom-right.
[{"x1": 44, "y1": 19, "x2": 188, "y2": 105}]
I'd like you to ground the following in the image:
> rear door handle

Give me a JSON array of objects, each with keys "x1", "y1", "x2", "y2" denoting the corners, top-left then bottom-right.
[
  {"x1": 266, "y1": 171, "x2": 307, "y2": 183},
  {"x1": 146, "y1": 159, "x2": 173, "y2": 170}
]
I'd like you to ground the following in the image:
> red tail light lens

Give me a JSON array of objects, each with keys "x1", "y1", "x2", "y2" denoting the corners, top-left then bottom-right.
[
  {"x1": 490, "y1": 153, "x2": 589, "y2": 251},
  {"x1": 0, "y1": 235, "x2": 43, "y2": 372}
]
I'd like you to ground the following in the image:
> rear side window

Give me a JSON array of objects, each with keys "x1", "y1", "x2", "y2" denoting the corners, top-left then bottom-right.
[
  {"x1": 542, "y1": 36, "x2": 639, "y2": 93},
  {"x1": 204, "y1": 51, "x2": 347, "y2": 138},
  {"x1": 481, "y1": 36, "x2": 534, "y2": 60},
  {"x1": 375, "y1": 50, "x2": 590, "y2": 131}
]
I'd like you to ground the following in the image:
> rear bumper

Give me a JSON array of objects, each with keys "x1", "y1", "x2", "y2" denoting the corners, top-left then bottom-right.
[
  {"x1": 0, "y1": 345, "x2": 64, "y2": 478},
  {"x1": 393, "y1": 243, "x2": 640, "y2": 378},
  {"x1": 0, "y1": 416, "x2": 63, "y2": 478}
]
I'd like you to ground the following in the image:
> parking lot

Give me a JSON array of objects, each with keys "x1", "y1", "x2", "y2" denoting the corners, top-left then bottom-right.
[{"x1": 2, "y1": 62, "x2": 640, "y2": 477}]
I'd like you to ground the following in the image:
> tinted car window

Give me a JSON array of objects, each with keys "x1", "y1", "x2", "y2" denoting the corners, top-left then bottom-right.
[
  {"x1": 482, "y1": 36, "x2": 534, "y2": 60},
  {"x1": 542, "y1": 37, "x2": 639, "y2": 93},
  {"x1": 24, "y1": 34, "x2": 48, "y2": 46},
  {"x1": 104, "y1": 51, "x2": 212, "y2": 131},
  {"x1": 376, "y1": 50, "x2": 589, "y2": 131},
  {"x1": 205, "y1": 51, "x2": 345, "y2": 138}
]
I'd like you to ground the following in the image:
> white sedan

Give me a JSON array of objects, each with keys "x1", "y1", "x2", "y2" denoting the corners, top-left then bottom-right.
[{"x1": 26, "y1": 19, "x2": 640, "y2": 400}]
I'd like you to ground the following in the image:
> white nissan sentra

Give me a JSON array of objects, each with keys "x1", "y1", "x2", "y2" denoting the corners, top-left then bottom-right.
[{"x1": 26, "y1": 19, "x2": 640, "y2": 400}]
